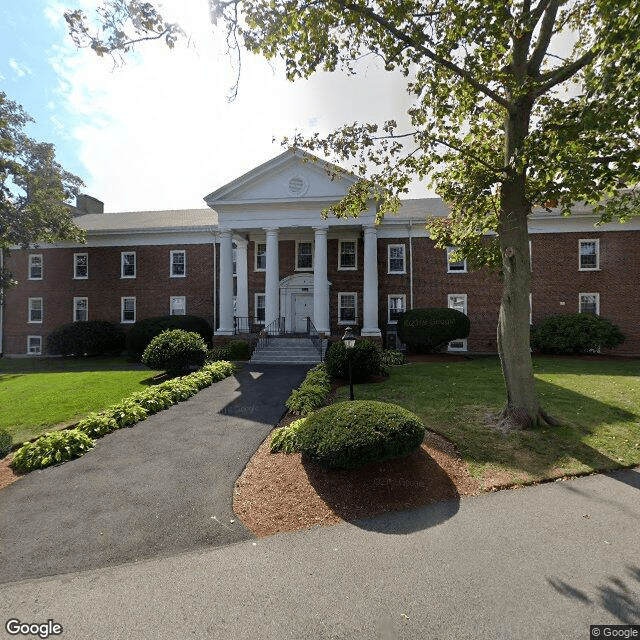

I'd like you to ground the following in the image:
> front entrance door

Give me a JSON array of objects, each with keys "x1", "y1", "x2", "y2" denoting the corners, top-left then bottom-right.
[{"x1": 293, "y1": 294, "x2": 313, "y2": 333}]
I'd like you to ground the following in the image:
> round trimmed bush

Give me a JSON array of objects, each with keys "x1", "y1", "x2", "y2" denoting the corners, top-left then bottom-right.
[
  {"x1": 47, "y1": 320, "x2": 125, "y2": 356},
  {"x1": 141, "y1": 329, "x2": 207, "y2": 375},
  {"x1": 531, "y1": 313, "x2": 625, "y2": 354},
  {"x1": 324, "y1": 339, "x2": 382, "y2": 383},
  {"x1": 126, "y1": 315, "x2": 213, "y2": 360},
  {"x1": 397, "y1": 308, "x2": 470, "y2": 353},
  {"x1": 296, "y1": 400, "x2": 426, "y2": 470}
]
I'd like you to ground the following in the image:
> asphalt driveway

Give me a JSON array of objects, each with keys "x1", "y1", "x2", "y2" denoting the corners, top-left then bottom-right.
[{"x1": 0, "y1": 363, "x2": 310, "y2": 584}]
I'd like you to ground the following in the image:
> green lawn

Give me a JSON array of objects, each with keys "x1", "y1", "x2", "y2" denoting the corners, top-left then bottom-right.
[
  {"x1": 334, "y1": 356, "x2": 640, "y2": 488},
  {"x1": 0, "y1": 357, "x2": 163, "y2": 444}
]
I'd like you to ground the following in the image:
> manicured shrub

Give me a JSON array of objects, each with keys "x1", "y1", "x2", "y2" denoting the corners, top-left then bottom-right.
[
  {"x1": 126, "y1": 315, "x2": 213, "y2": 360},
  {"x1": 47, "y1": 320, "x2": 125, "y2": 356},
  {"x1": 270, "y1": 418, "x2": 307, "y2": 454},
  {"x1": 142, "y1": 329, "x2": 207, "y2": 375},
  {"x1": 0, "y1": 428, "x2": 12, "y2": 458},
  {"x1": 324, "y1": 339, "x2": 382, "y2": 383},
  {"x1": 531, "y1": 313, "x2": 625, "y2": 355},
  {"x1": 226, "y1": 339, "x2": 251, "y2": 360},
  {"x1": 11, "y1": 429, "x2": 94, "y2": 472},
  {"x1": 296, "y1": 400, "x2": 426, "y2": 470},
  {"x1": 207, "y1": 345, "x2": 232, "y2": 362},
  {"x1": 285, "y1": 363, "x2": 331, "y2": 415},
  {"x1": 397, "y1": 308, "x2": 470, "y2": 353}
]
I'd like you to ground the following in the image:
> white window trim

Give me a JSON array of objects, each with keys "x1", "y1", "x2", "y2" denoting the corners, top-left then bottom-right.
[
  {"x1": 170, "y1": 250, "x2": 186, "y2": 278},
  {"x1": 121, "y1": 251, "x2": 136, "y2": 279},
  {"x1": 73, "y1": 253, "x2": 88, "y2": 279},
  {"x1": 28, "y1": 297, "x2": 43, "y2": 324},
  {"x1": 73, "y1": 297, "x2": 88, "y2": 322},
  {"x1": 579, "y1": 239, "x2": 600, "y2": 271},
  {"x1": 254, "y1": 243, "x2": 267, "y2": 272},
  {"x1": 387, "y1": 244, "x2": 406, "y2": 274},
  {"x1": 387, "y1": 294, "x2": 406, "y2": 324},
  {"x1": 27, "y1": 336, "x2": 42, "y2": 355},
  {"x1": 170, "y1": 296, "x2": 186, "y2": 316},
  {"x1": 579, "y1": 292, "x2": 600, "y2": 315},
  {"x1": 338, "y1": 239, "x2": 358, "y2": 271},
  {"x1": 28, "y1": 254, "x2": 43, "y2": 280},
  {"x1": 338, "y1": 292, "x2": 358, "y2": 325},
  {"x1": 446, "y1": 247, "x2": 467, "y2": 274},
  {"x1": 447, "y1": 293, "x2": 468, "y2": 352},
  {"x1": 121, "y1": 296, "x2": 136, "y2": 324},
  {"x1": 254, "y1": 292, "x2": 266, "y2": 325},
  {"x1": 295, "y1": 240, "x2": 314, "y2": 271}
]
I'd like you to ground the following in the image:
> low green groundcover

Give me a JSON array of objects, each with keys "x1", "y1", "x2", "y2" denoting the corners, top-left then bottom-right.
[{"x1": 295, "y1": 400, "x2": 426, "y2": 470}]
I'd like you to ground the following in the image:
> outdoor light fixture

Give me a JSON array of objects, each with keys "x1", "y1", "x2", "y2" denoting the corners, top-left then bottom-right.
[{"x1": 342, "y1": 327, "x2": 357, "y2": 400}]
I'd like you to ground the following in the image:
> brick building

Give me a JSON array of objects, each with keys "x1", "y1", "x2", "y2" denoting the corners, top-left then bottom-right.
[{"x1": 1, "y1": 149, "x2": 639, "y2": 356}]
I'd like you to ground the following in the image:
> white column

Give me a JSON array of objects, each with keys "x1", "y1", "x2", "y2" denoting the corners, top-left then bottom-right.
[
  {"x1": 235, "y1": 238, "x2": 249, "y2": 321},
  {"x1": 265, "y1": 228, "x2": 280, "y2": 330},
  {"x1": 313, "y1": 226, "x2": 330, "y2": 333},
  {"x1": 361, "y1": 225, "x2": 381, "y2": 337},
  {"x1": 216, "y1": 229, "x2": 235, "y2": 335}
]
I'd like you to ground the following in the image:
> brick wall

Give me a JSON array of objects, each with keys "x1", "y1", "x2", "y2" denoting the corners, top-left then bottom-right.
[{"x1": 3, "y1": 244, "x2": 215, "y2": 355}]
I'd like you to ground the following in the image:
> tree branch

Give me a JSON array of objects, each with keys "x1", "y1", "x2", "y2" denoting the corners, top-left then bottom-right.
[
  {"x1": 527, "y1": 0, "x2": 561, "y2": 77},
  {"x1": 333, "y1": 0, "x2": 512, "y2": 110},
  {"x1": 532, "y1": 47, "x2": 598, "y2": 97}
]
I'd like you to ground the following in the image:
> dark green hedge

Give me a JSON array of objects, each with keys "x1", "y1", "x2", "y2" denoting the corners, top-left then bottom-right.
[
  {"x1": 397, "y1": 308, "x2": 470, "y2": 353},
  {"x1": 296, "y1": 400, "x2": 426, "y2": 470},
  {"x1": 531, "y1": 313, "x2": 625, "y2": 354},
  {"x1": 324, "y1": 339, "x2": 382, "y2": 382},
  {"x1": 126, "y1": 315, "x2": 213, "y2": 360},
  {"x1": 142, "y1": 329, "x2": 208, "y2": 375},
  {"x1": 47, "y1": 320, "x2": 125, "y2": 356}
]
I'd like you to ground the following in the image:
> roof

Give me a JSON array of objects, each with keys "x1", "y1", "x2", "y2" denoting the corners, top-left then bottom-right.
[{"x1": 74, "y1": 209, "x2": 218, "y2": 233}]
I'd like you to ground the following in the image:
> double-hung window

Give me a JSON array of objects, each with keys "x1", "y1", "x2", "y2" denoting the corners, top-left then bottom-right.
[
  {"x1": 121, "y1": 252, "x2": 136, "y2": 278},
  {"x1": 170, "y1": 296, "x2": 186, "y2": 316},
  {"x1": 29, "y1": 254, "x2": 43, "y2": 280},
  {"x1": 338, "y1": 293, "x2": 357, "y2": 324},
  {"x1": 74, "y1": 253, "x2": 88, "y2": 279},
  {"x1": 388, "y1": 295, "x2": 406, "y2": 324},
  {"x1": 388, "y1": 244, "x2": 406, "y2": 274},
  {"x1": 73, "y1": 297, "x2": 88, "y2": 322},
  {"x1": 296, "y1": 241, "x2": 313, "y2": 270},
  {"x1": 255, "y1": 243, "x2": 266, "y2": 271},
  {"x1": 255, "y1": 293, "x2": 266, "y2": 324},
  {"x1": 579, "y1": 239, "x2": 599, "y2": 270},
  {"x1": 338, "y1": 240, "x2": 357, "y2": 270},
  {"x1": 170, "y1": 250, "x2": 186, "y2": 277},
  {"x1": 121, "y1": 297, "x2": 136, "y2": 323},
  {"x1": 446, "y1": 247, "x2": 467, "y2": 273},
  {"x1": 579, "y1": 293, "x2": 599, "y2": 315},
  {"x1": 447, "y1": 293, "x2": 468, "y2": 351},
  {"x1": 28, "y1": 297, "x2": 43, "y2": 323}
]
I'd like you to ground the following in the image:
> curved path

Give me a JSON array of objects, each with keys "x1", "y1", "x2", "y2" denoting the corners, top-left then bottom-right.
[{"x1": 0, "y1": 363, "x2": 310, "y2": 584}]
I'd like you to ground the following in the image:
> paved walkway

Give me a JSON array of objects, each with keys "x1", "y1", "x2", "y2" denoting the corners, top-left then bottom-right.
[
  {"x1": 0, "y1": 363, "x2": 310, "y2": 584},
  {"x1": 1, "y1": 466, "x2": 638, "y2": 639}
]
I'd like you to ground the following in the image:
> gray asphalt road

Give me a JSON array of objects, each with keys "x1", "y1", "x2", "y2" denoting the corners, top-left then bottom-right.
[
  {"x1": 1, "y1": 467, "x2": 639, "y2": 640},
  {"x1": 0, "y1": 363, "x2": 310, "y2": 584}
]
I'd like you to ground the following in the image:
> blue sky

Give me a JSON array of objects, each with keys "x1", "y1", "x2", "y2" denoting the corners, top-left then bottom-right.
[{"x1": 0, "y1": 0, "x2": 415, "y2": 212}]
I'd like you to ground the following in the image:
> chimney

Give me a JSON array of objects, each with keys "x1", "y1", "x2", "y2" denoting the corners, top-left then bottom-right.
[{"x1": 75, "y1": 194, "x2": 104, "y2": 215}]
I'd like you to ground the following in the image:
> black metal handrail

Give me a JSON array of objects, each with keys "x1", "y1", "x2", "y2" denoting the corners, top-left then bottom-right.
[
  {"x1": 306, "y1": 317, "x2": 324, "y2": 362},
  {"x1": 255, "y1": 317, "x2": 285, "y2": 353}
]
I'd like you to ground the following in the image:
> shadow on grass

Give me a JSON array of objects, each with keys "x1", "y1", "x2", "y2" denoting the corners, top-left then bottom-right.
[
  {"x1": 547, "y1": 565, "x2": 640, "y2": 624},
  {"x1": 0, "y1": 355, "x2": 147, "y2": 374},
  {"x1": 301, "y1": 447, "x2": 460, "y2": 535}
]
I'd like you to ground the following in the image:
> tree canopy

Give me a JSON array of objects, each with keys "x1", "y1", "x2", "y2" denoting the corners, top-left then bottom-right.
[
  {"x1": 65, "y1": 0, "x2": 640, "y2": 428},
  {"x1": 0, "y1": 92, "x2": 85, "y2": 289}
]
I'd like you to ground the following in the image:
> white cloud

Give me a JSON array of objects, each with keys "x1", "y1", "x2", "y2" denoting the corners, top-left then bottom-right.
[
  {"x1": 47, "y1": 0, "x2": 427, "y2": 212},
  {"x1": 8, "y1": 58, "x2": 33, "y2": 78}
]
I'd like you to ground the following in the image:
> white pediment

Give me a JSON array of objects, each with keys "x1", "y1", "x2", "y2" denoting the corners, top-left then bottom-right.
[{"x1": 204, "y1": 148, "x2": 360, "y2": 206}]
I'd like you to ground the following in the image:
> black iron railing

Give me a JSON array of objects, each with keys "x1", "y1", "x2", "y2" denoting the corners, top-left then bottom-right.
[
  {"x1": 255, "y1": 317, "x2": 285, "y2": 353},
  {"x1": 306, "y1": 317, "x2": 325, "y2": 362}
]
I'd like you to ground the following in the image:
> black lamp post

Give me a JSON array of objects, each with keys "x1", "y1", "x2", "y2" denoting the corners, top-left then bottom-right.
[{"x1": 342, "y1": 327, "x2": 356, "y2": 401}]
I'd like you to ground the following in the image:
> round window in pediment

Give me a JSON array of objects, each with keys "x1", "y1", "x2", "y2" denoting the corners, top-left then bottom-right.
[{"x1": 287, "y1": 175, "x2": 309, "y2": 197}]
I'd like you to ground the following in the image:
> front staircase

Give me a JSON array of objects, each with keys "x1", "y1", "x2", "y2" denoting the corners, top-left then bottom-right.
[{"x1": 250, "y1": 337, "x2": 324, "y2": 365}]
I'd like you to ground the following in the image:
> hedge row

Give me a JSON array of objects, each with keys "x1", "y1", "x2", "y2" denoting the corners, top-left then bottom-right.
[
  {"x1": 285, "y1": 364, "x2": 331, "y2": 416},
  {"x1": 10, "y1": 361, "x2": 236, "y2": 472}
]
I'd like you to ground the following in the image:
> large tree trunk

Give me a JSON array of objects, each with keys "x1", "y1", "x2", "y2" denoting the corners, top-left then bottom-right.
[{"x1": 496, "y1": 99, "x2": 551, "y2": 430}]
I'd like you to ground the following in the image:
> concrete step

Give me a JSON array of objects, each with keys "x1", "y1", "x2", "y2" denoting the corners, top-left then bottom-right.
[{"x1": 250, "y1": 337, "x2": 324, "y2": 364}]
